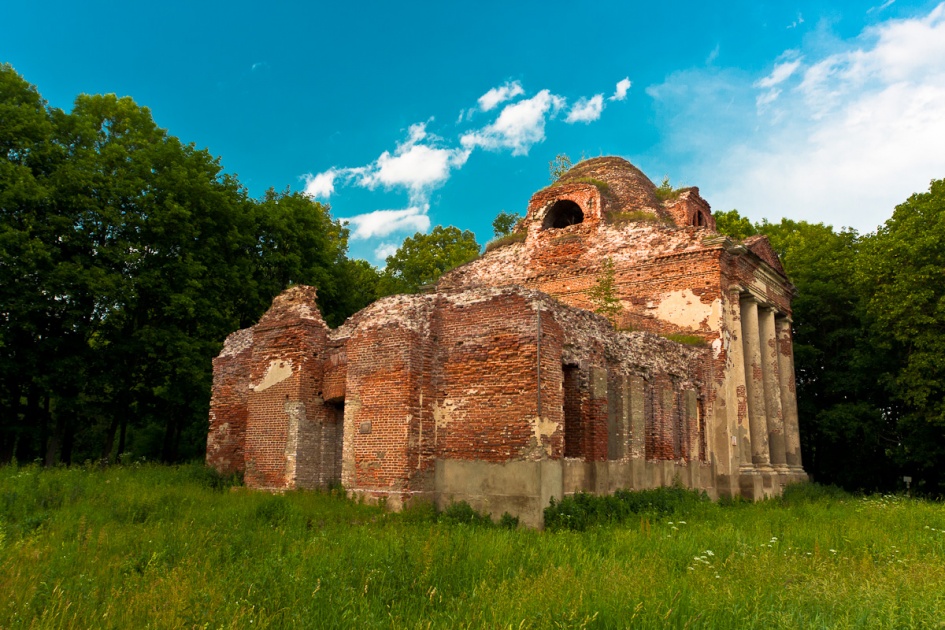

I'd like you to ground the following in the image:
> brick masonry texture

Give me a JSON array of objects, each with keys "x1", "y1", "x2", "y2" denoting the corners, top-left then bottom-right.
[{"x1": 208, "y1": 157, "x2": 806, "y2": 520}]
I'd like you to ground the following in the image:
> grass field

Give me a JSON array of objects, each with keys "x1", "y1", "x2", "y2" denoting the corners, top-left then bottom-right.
[{"x1": 1, "y1": 463, "x2": 944, "y2": 629}]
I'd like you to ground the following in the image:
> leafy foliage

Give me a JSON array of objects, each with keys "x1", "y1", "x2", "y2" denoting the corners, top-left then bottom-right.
[
  {"x1": 378, "y1": 226, "x2": 480, "y2": 296},
  {"x1": 586, "y1": 257, "x2": 623, "y2": 328},
  {"x1": 713, "y1": 209, "x2": 758, "y2": 241},
  {"x1": 544, "y1": 486, "x2": 709, "y2": 531},
  {"x1": 0, "y1": 66, "x2": 375, "y2": 465},
  {"x1": 548, "y1": 153, "x2": 572, "y2": 182},
  {"x1": 663, "y1": 333, "x2": 707, "y2": 346},
  {"x1": 857, "y1": 179, "x2": 945, "y2": 488},
  {"x1": 654, "y1": 176, "x2": 681, "y2": 201},
  {"x1": 491, "y1": 210, "x2": 521, "y2": 238}
]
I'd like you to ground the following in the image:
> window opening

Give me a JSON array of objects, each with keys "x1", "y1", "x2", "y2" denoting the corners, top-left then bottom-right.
[{"x1": 544, "y1": 200, "x2": 584, "y2": 229}]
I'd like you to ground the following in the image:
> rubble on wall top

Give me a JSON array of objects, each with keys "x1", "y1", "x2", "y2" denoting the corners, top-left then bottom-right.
[
  {"x1": 219, "y1": 327, "x2": 254, "y2": 357},
  {"x1": 329, "y1": 293, "x2": 435, "y2": 341},
  {"x1": 258, "y1": 285, "x2": 326, "y2": 327}
]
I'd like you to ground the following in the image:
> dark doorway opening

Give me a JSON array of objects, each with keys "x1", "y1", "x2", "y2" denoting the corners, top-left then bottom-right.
[{"x1": 544, "y1": 200, "x2": 584, "y2": 229}]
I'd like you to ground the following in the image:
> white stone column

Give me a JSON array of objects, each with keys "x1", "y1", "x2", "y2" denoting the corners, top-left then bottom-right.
[
  {"x1": 723, "y1": 287, "x2": 753, "y2": 474},
  {"x1": 759, "y1": 307, "x2": 788, "y2": 472},
  {"x1": 776, "y1": 317, "x2": 804, "y2": 471},
  {"x1": 740, "y1": 297, "x2": 771, "y2": 471}
]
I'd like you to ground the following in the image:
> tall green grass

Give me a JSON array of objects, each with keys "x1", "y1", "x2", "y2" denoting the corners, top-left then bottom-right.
[{"x1": 2, "y1": 463, "x2": 944, "y2": 628}]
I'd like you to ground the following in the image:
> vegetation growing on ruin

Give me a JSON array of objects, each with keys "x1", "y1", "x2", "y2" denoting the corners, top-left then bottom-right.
[
  {"x1": 491, "y1": 210, "x2": 522, "y2": 238},
  {"x1": 587, "y1": 257, "x2": 623, "y2": 328},
  {"x1": 3, "y1": 464, "x2": 944, "y2": 628},
  {"x1": 548, "y1": 153, "x2": 573, "y2": 181},
  {"x1": 654, "y1": 175, "x2": 684, "y2": 201},
  {"x1": 484, "y1": 230, "x2": 526, "y2": 253},
  {"x1": 663, "y1": 333, "x2": 709, "y2": 347}
]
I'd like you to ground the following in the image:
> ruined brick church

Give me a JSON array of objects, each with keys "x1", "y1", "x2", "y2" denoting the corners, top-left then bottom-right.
[{"x1": 207, "y1": 157, "x2": 807, "y2": 526}]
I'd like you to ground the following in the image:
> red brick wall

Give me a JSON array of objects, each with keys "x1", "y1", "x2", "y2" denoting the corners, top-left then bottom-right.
[
  {"x1": 432, "y1": 291, "x2": 565, "y2": 462},
  {"x1": 344, "y1": 323, "x2": 424, "y2": 492},
  {"x1": 206, "y1": 328, "x2": 253, "y2": 475}
]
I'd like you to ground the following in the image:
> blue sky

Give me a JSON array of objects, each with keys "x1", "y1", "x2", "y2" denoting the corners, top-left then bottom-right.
[{"x1": 3, "y1": 0, "x2": 944, "y2": 263}]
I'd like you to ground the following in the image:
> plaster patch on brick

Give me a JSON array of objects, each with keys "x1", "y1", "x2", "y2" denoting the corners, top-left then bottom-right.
[
  {"x1": 284, "y1": 401, "x2": 305, "y2": 484},
  {"x1": 252, "y1": 359, "x2": 293, "y2": 392},
  {"x1": 530, "y1": 415, "x2": 559, "y2": 456},
  {"x1": 433, "y1": 399, "x2": 459, "y2": 430},
  {"x1": 654, "y1": 289, "x2": 721, "y2": 332}
]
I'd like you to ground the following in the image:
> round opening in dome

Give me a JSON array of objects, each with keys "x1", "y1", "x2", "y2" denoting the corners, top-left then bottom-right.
[{"x1": 543, "y1": 200, "x2": 584, "y2": 229}]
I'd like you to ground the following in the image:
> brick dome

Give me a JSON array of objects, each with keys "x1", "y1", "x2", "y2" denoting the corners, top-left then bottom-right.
[{"x1": 557, "y1": 157, "x2": 662, "y2": 213}]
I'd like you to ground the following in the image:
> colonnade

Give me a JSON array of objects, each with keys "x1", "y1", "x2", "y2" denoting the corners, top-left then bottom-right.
[{"x1": 729, "y1": 288, "x2": 804, "y2": 479}]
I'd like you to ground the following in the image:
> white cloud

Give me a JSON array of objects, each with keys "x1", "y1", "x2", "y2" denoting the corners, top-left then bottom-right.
[
  {"x1": 646, "y1": 3, "x2": 945, "y2": 233},
  {"x1": 302, "y1": 169, "x2": 337, "y2": 198},
  {"x1": 787, "y1": 13, "x2": 804, "y2": 29},
  {"x1": 373, "y1": 242, "x2": 399, "y2": 261},
  {"x1": 756, "y1": 58, "x2": 803, "y2": 89},
  {"x1": 355, "y1": 123, "x2": 470, "y2": 202},
  {"x1": 610, "y1": 77, "x2": 632, "y2": 101},
  {"x1": 461, "y1": 89, "x2": 566, "y2": 155},
  {"x1": 754, "y1": 57, "x2": 803, "y2": 108},
  {"x1": 303, "y1": 79, "x2": 618, "y2": 250},
  {"x1": 478, "y1": 80, "x2": 525, "y2": 111},
  {"x1": 566, "y1": 94, "x2": 604, "y2": 123},
  {"x1": 341, "y1": 206, "x2": 431, "y2": 240}
]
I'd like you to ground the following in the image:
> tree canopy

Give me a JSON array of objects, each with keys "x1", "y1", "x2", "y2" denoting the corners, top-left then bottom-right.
[
  {"x1": 0, "y1": 65, "x2": 377, "y2": 465},
  {"x1": 716, "y1": 196, "x2": 945, "y2": 494},
  {"x1": 378, "y1": 226, "x2": 480, "y2": 296}
]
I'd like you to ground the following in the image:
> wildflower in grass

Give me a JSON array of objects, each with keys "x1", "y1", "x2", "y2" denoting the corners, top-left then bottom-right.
[{"x1": 705, "y1": 550, "x2": 714, "y2": 557}]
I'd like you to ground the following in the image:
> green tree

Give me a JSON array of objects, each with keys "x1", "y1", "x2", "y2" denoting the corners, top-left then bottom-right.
[
  {"x1": 713, "y1": 209, "x2": 758, "y2": 241},
  {"x1": 378, "y1": 226, "x2": 480, "y2": 296},
  {"x1": 758, "y1": 219, "x2": 892, "y2": 490},
  {"x1": 857, "y1": 178, "x2": 945, "y2": 492},
  {"x1": 492, "y1": 210, "x2": 521, "y2": 238},
  {"x1": 0, "y1": 67, "x2": 371, "y2": 465},
  {"x1": 587, "y1": 257, "x2": 623, "y2": 328}
]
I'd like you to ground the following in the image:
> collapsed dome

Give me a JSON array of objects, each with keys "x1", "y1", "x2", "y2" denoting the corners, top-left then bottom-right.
[{"x1": 544, "y1": 200, "x2": 584, "y2": 229}]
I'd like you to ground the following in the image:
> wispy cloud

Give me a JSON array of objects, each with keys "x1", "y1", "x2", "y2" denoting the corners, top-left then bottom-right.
[
  {"x1": 868, "y1": 0, "x2": 895, "y2": 14},
  {"x1": 706, "y1": 45, "x2": 720, "y2": 65},
  {"x1": 787, "y1": 13, "x2": 804, "y2": 29},
  {"x1": 342, "y1": 206, "x2": 431, "y2": 240},
  {"x1": 754, "y1": 55, "x2": 803, "y2": 108},
  {"x1": 647, "y1": 3, "x2": 945, "y2": 233},
  {"x1": 566, "y1": 94, "x2": 605, "y2": 123},
  {"x1": 477, "y1": 80, "x2": 525, "y2": 111},
  {"x1": 305, "y1": 78, "x2": 629, "y2": 259}
]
